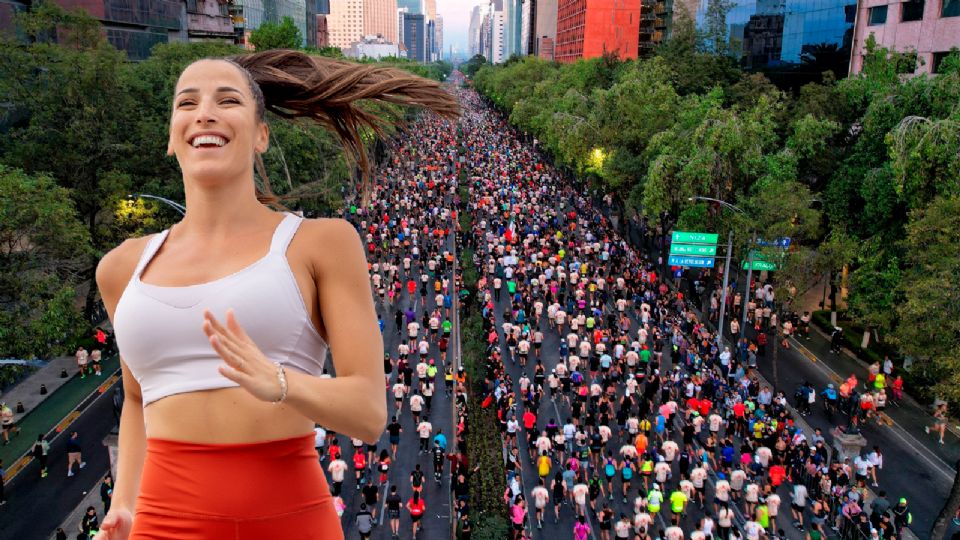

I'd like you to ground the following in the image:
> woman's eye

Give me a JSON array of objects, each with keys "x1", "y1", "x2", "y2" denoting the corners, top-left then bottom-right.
[
  {"x1": 177, "y1": 100, "x2": 194, "y2": 107},
  {"x1": 221, "y1": 98, "x2": 240, "y2": 105}
]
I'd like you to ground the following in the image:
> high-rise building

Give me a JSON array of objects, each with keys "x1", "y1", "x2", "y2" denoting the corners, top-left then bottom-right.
[
  {"x1": 521, "y1": 0, "x2": 535, "y2": 55},
  {"x1": 326, "y1": 0, "x2": 363, "y2": 49},
  {"x1": 491, "y1": 8, "x2": 506, "y2": 61},
  {"x1": 469, "y1": 5, "x2": 483, "y2": 56},
  {"x1": 426, "y1": 18, "x2": 435, "y2": 60},
  {"x1": 403, "y1": 12, "x2": 426, "y2": 60},
  {"x1": 364, "y1": 0, "x2": 399, "y2": 43},
  {"x1": 424, "y1": 0, "x2": 436, "y2": 20},
  {"x1": 534, "y1": 0, "x2": 558, "y2": 58},
  {"x1": 693, "y1": 0, "x2": 862, "y2": 74},
  {"x1": 397, "y1": 0, "x2": 423, "y2": 14},
  {"x1": 434, "y1": 15, "x2": 443, "y2": 59},
  {"x1": 232, "y1": 0, "x2": 308, "y2": 48},
  {"x1": 849, "y1": 0, "x2": 960, "y2": 75},
  {"x1": 555, "y1": 0, "x2": 641, "y2": 62},
  {"x1": 480, "y1": 10, "x2": 492, "y2": 58}
]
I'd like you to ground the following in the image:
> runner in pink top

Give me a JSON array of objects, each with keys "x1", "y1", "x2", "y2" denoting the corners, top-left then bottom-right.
[{"x1": 573, "y1": 515, "x2": 592, "y2": 540}]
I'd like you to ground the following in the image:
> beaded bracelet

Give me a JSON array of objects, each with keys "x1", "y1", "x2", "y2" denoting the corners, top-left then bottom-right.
[{"x1": 272, "y1": 361, "x2": 288, "y2": 404}]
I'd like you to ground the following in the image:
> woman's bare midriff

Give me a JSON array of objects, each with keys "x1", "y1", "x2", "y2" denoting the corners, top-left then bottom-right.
[{"x1": 143, "y1": 387, "x2": 315, "y2": 443}]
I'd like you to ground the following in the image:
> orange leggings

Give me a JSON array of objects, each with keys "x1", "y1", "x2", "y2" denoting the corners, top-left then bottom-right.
[{"x1": 130, "y1": 434, "x2": 343, "y2": 540}]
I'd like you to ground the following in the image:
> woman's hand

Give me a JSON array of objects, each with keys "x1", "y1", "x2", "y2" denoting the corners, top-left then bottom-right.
[
  {"x1": 92, "y1": 508, "x2": 133, "y2": 540},
  {"x1": 202, "y1": 309, "x2": 284, "y2": 402}
]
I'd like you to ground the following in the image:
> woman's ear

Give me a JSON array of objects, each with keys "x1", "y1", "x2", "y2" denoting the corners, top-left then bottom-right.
[
  {"x1": 166, "y1": 134, "x2": 175, "y2": 156},
  {"x1": 255, "y1": 122, "x2": 270, "y2": 154}
]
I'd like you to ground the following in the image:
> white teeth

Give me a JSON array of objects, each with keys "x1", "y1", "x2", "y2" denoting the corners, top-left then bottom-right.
[{"x1": 191, "y1": 135, "x2": 227, "y2": 147}]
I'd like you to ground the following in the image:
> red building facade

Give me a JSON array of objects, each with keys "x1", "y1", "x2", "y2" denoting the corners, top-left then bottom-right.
[{"x1": 555, "y1": 0, "x2": 641, "y2": 63}]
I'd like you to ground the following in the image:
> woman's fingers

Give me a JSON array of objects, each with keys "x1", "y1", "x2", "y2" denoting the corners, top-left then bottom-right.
[
  {"x1": 225, "y1": 309, "x2": 252, "y2": 343},
  {"x1": 209, "y1": 335, "x2": 244, "y2": 370}
]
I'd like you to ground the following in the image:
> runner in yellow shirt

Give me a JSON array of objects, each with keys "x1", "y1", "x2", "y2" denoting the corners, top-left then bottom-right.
[{"x1": 669, "y1": 488, "x2": 688, "y2": 525}]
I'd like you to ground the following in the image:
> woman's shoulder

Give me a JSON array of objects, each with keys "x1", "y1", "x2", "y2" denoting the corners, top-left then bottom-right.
[
  {"x1": 95, "y1": 233, "x2": 160, "y2": 304},
  {"x1": 296, "y1": 217, "x2": 363, "y2": 259}
]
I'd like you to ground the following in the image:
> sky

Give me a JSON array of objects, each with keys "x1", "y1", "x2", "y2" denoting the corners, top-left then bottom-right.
[{"x1": 437, "y1": 0, "x2": 482, "y2": 58}]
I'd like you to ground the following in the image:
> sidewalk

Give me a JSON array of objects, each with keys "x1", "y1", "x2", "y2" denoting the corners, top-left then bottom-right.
[
  {"x1": 1, "y1": 356, "x2": 120, "y2": 480},
  {"x1": 54, "y1": 471, "x2": 108, "y2": 540}
]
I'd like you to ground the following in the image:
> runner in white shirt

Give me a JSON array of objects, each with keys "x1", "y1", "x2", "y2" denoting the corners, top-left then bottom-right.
[
  {"x1": 531, "y1": 480, "x2": 550, "y2": 529},
  {"x1": 690, "y1": 466, "x2": 708, "y2": 507}
]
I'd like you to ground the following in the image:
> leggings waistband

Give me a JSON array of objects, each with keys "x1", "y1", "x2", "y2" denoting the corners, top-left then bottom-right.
[{"x1": 137, "y1": 433, "x2": 331, "y2": 519}]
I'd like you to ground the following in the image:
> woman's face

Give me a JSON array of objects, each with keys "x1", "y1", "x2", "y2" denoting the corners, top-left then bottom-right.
[{"x1": 168, "y1": 60, "x2": 268, "y2": 188}]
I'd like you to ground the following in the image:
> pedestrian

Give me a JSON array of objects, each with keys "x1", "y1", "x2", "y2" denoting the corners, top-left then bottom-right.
[
  {"x1": 0, "y1": 402, "x2": 20, "y2": 445},
  {"x1": 0, "y1": 458, "x2": 6, "y2": 506},
  {"x1": 65, "y1": 431, "x2": 86, "y2": 477},
  {"x1": 76, "y1": 347, "x2": 89, "y2": 378},
  {"x1": 101, "y1": 473, "x2": 115, "y2": 515},
  {"x1": 32, "y1": 434, "x2": 50, "y2": 478},
  {"x1": 925, "y1": 403, "x2": 948, "y2": 444},
  {"x1": 80, "y1": 506, "x2": 100, "y2": 537}
]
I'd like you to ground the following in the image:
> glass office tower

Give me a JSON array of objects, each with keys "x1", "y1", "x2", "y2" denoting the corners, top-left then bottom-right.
[{"x1": 695, "y1": 0, "x2": 857, "y2": 73}]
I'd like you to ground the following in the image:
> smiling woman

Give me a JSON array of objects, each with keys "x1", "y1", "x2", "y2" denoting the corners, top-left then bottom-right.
[{"x1": 93, "y1": 49, "x2": 459, "y2": 540}]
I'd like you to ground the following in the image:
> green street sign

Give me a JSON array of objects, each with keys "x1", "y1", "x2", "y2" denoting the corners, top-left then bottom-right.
[
  {"x1": 672, "y1": 231, "x2": 719, "y2": 245},
  {"x1": 670, "y1": 243, "x2": 718, "y2": 256},
  {"x1": 743, "y1": 258, "x2": 777, "y2": 271}
]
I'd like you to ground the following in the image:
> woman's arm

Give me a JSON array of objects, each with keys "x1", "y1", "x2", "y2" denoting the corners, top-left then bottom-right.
[
  {"x1": 284, "y1": 219, "x2": 386, "y2": 443},
  {"x1": 95, "y1": 239, "x2": 150, "y2": 534}
]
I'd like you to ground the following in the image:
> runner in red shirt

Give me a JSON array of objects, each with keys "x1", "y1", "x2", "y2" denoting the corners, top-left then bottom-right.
[{"x1": 407, "y1": 491, "x2": 426, "y2": 537}]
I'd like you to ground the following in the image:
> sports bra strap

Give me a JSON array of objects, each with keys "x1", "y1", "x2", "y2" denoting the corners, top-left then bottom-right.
[
  {"x1": 270, "y1": 212, "x2": 302, "y2": 254},
  {"x1": 133, "y1": 230, "x2": 171, "y2": 279}
]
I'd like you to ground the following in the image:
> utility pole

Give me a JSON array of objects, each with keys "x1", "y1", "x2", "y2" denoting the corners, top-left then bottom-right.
[{"x1": 741, "y1": 231, "x2": 757, "y2": 332}]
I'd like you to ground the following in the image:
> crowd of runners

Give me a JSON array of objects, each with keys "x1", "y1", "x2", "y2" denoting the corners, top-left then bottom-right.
[
  {"x1": 451, "y1": 78, "x2": 915, "y2": 540},
  {"x1": 329, "y1": 96, "x2": 471, "y2": 540}
]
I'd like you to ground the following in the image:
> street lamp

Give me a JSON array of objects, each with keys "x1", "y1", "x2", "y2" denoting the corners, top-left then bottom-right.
[{"x1": 127, "y1": 193, "x2": 186, "y2": 216}]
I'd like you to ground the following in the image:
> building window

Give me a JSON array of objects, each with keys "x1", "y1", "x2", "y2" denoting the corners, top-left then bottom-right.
[
  {"x1": 944, "y1": 0, "x2": 960, "y2": 15},
  {"x1": 186, "y1": 0, "x2": 198, "y2": 12},
  {"x1": 901, "y1": 0, "x2": 925, "y2": 19},
  {"x1": 932, "y1": 51, "x2": 956, "y2": 72},
  {"x1": 868, "y1": 5, "x2": 888, "y2": 24}
]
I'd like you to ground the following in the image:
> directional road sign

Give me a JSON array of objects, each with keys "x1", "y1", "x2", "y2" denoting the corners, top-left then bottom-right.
[
  {"x1": 669, "y1": 243, "x2": 718, "y2": 256},
  {"x1": 672, "y1": 231, "x2": 719, "y2": 245},
  {"x1": 669, "y1": 255, "x2": 715, "y2": 268}
]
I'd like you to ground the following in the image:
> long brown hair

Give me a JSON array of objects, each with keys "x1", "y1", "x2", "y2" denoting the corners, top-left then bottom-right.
[{"x1": 216, "y1": 49, "x2": 460, "y2": 207}]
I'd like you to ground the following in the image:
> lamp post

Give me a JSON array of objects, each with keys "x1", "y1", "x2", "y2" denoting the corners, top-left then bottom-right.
[
  {"x1": 127, "y1": 193, "x2": 186, "y2": 216},
  {"x1": 688, "y1": 196, "x2": 752, "y2": 350}
]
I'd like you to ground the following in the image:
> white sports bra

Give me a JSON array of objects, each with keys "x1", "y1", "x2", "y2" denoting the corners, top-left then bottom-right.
[{"x1": 113, "y1": 212, "x2": 328, "y2": 407}]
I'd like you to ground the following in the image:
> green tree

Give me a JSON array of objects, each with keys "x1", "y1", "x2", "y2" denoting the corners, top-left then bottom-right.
[
  {"x1": 0, "y1": 166, "x2": 91, "y2": 366},
  {"x1": 893, "y1": 195, "x2": 960, "y2": 403},
  {"x1": 249, "y1": 16, "x2": 303, "y2": 51},
  {"x1": 0, "y1": 4, "x2": 139, "y2": 320}
]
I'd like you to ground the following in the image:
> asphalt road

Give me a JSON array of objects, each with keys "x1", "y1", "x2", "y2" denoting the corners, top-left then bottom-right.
[{"x1": 0, "y1": 378, "x2": 119, "y2": 540}]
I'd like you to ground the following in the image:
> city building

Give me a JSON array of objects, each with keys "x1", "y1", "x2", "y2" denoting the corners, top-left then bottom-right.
[
  {"x1": 468, "y1": 5, "x2": 483, "y2": 56},
  {"x1": 490, "y1": 7, "x2": 506, "y2": 61},
  {"x1": 346, "y1": 33, "x2": 400, "y2": 57},
  {"x1": 554, "y1": 0, "x2": 641, "y2": 62},
  {"x1": 849, "y1": 0, "x2": 960, "y2": 75},
  {"x1": 0, "y1": 0, "x2": 182, "y2": 60},
  {"x1": 637, "y1": 0, "x2": 656, "y2": 56},
  {"x1": 326, "y1": 0, "x2": 363, "y2": 50},
  {"x1": 538, "y1": 35, "x2": 555, "y2": 58},
  {"x1": 402, "y1": 11, "x2": 425, "y2": 60},
  {"x1": 534, "y1": 0, "x2": 557, "y2": 57},
  {"x1": 231, "y1": 0, "x2": 308, "y2": 48},
  {"x1": 315, "y1": 13, "x2": 330, "y2": 45},
  {"x1": 426, "y1": 17, "x2": 435, "y2": 59},
  {"x1": 521, "y1": 0, "x2": 535, "y2": 55},
  {"x1": 434, "y1": 15, "x2": 443, "y2": 59},
  {"x1": 693, "y1": 0, "x2": 861, "y2": 76},
  {"x1": 364, "y1": 0, "x2": 399, "y2": 44},
  {"x1": 307, "y1": 0, "x2": 330, "y2": 47},
  {"x1": 424, "y1": 0, "x2": 436, "y2": 21},
  {"x1": 397, "y1": 0, "x2": 423, "y2": 15},
  {"x1": 185, "y1": 0, "x2": 235, "y2": 44}
]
